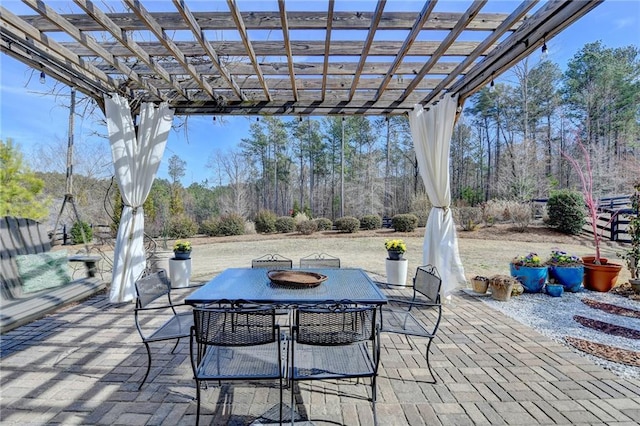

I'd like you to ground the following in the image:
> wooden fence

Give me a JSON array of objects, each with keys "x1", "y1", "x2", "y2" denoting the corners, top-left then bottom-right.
[{"x1": 533, "y1": 195, "x2": 634, "y2": 243}]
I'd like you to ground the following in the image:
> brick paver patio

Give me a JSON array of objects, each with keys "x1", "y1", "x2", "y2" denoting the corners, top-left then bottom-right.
[{"x1": 1, "y1": 286, "x2": 639, "y2": 425}]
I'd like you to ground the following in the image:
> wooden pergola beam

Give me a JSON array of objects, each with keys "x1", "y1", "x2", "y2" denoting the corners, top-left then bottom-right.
[
  {"x1": 226, "y1": 0, "x2": 271, "y2": 101},
  {"x1": 348, "y1": 0, "x2": 386, "y2": 101},
  {"x1": 73, "y1": 0, "x2": 188, "y2": 100},
  {"x1": 399, "y1": 0, "x2": 486, "y2": 103},
  {"x1": 451, "y1": 0, "x2": 604, "y2": 101},
  {"x1": 278, "y1": 0, "x2": 298, "y2": 102},
  {"x1": 20, "y1": 11, "x2": 518, "y2": 32},
  {"x1": 172, "y1": 0, "x2": 245, "y2": 101},
  {"x1": 124, "y1": 0, "x2": 217, "y2": 100},
  {"x1": 374, "y1": 0, "x2": 437, "y2": 102},
  {"x1": 420, "y1": 0, "x2": 537, "y2": 106},
  {"x1": 321, "y1": 1, "x2": 334, "y2": 101}
]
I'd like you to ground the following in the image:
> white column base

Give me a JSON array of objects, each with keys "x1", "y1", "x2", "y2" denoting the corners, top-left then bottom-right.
[
  {"x1": 169, "y1": 258, "x2": 192, "y2": 288},
  {"x1": 385, "y1": 258, "x2": 409, "y2": 286}
]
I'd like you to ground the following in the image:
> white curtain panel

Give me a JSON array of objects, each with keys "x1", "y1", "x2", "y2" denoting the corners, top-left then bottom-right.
[
  {"x1": 105, "y1": 94, "x2": 173, "y2": 303},
  {"x1": 409, "y1": 95, "x2": 466, "y2": 296}
]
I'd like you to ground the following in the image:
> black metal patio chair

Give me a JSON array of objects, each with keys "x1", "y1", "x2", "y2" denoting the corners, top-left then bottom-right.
[
  {"x1": 299, "y1": 252, "x2": 341, "y2": 269},
  {"x1": 376, "y1": 265, "x2": 443, "y2": 383},
  {"x1": 190, "y1": 305, "x2": 285, "y2": 425},
  {"x1": 134, "y1": 269, "x2": 193, "y2": 390},
  {"x1": 289, "y1": 303, "x2": 380, "y2": 423},
  {"x1": 252, "y1": 253, "x2": 293, "y2": 269}
]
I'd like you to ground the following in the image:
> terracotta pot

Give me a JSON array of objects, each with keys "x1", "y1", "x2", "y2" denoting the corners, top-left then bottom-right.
[
  {"x1": 581, "y1": 256, "x2": 622, "y2": 292},
  {"x1": 471, "y1": 277, "x2": 489, "y2": 294}
]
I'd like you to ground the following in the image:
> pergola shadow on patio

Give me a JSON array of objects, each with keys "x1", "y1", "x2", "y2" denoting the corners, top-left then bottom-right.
[{"x1": 2, "y1": 287, "x2": 639, "y2": 425}]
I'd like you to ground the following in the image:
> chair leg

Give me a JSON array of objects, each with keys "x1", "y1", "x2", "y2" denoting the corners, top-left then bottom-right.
[
  {"x1": 195, "y1": 380, "x2": 201, "y2": 426},
  {"x1": 170, "y1": 337, "x2": 180, "y2": 354},
  {"x1": 279, "y1": 377, "x2": 283, "y2": 424},
  {"x1": 425, "y1": 338, "x2": 436, "y2": 384},
  {"x1": 139, "y1": 342, "x2": 152, "y2": 390}
]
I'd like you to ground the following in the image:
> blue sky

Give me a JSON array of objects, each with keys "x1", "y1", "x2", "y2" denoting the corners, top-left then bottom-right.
[{"x1": 1, "y1": 1, "x2": 639, "y2": 185}]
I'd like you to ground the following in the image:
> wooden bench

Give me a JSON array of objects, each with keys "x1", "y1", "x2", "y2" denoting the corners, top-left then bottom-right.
[{"x1": 1, "y1": 216, "x2": 106, "y2": 333}]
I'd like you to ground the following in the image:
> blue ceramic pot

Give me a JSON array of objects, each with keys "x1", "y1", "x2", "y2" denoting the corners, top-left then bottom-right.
[
  {"x1": 548, "y1": 265, "x2": 584, "y2": 292},
  {"x1": 509, "y1": 264, "x2": 547, "y2": 293},
  {"x1": 545, "y1": 283, "x2": 564, "y2": 297}
]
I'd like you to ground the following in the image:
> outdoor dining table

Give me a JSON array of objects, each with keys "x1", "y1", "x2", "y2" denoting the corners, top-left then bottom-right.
[{"x1": 184, "y1": 267, "x2": 388, "y2": 307}]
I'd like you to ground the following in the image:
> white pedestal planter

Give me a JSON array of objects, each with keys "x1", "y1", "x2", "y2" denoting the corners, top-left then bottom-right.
[
  {"x1": 385, "y1": 258, "x2": 408, "y2": 286},
  {"x1": 169, "y1": 258, "x2": 192, "y2": 288}
]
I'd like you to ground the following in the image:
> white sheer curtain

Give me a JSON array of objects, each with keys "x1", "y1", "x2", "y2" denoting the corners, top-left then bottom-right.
[
  {"x1": 105, "y1": 94, "x2": 173, "y2": 303},
  {"x1": 409, "y1": 94, "x2": 466, "y2": 296}
]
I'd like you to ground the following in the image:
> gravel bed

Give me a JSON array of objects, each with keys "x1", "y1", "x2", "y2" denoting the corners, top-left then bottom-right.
[{"x1": 480, "y1": 290, "x2": 640, "y2": 379}]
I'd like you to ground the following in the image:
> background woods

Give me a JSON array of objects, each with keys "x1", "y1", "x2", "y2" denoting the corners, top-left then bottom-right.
[{"x1": 3, "y1": 42, "x2": 639, "y2": 237}]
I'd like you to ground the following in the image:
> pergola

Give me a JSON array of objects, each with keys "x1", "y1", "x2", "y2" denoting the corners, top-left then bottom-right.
[{"x1": 0, "y1": 0, "x2": 603, "y2": 303}]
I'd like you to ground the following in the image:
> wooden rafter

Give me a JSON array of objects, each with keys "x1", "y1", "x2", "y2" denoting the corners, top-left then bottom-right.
[
  {"x1": 172, "y1": 0, "x2": 245, "y2": 101},
  {"x1": 21, "y1": 11, "x2": 517, "y2": 32},
  {"x1": 0, "y1": 6, "x2": 116, "y2": 92},
  {"x1": 0, "y1": 1, "x2": 603, "y2": 116},
  {"x1": 420, "y1": 0, "x2": 537, "y2": 106},
  {"x1": 348, "y1": 0, "x2": 386, "y2": 101},
  {"x1": 451, "y1": 0, "x2": 604, "y2": 101},
  {"x1": 278, "y1": 0, "x2": 297, "y2": 101},
  {"x1": 123, "y1": 0, "x2": 217, "y2": 100},
  {"x1": 374, "y1": 0, "x2": 437, "y2": 102},
  {"x1": 73, "y1": 0, "x2": 188, "y2": 100},
  {"x1": 399, "y1": 0, "x2": 486, "y2": 104},
  {"x1": 321, "y1": 1, "x2": 334, "y2": 101},
  {"x1": 23, "y1": 0, "x2": 166, "y2": 101},
  {"x1": 226, "y1": 0, "x2": 270, "y2": 101}
]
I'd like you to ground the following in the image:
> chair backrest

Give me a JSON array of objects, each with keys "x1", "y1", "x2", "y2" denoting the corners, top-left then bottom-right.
[
  {"x1": 192, "y1": 306, "x2": 277, "y2": 346},
  {"x1": 299, "y1": 253, "x2": 341, "y2": 269},
  {"x1": 135, "y1": 270, "x2": 172, "y2": 308},
  {"x1": 413, "y1": 265, "x2": 442, "y2": 304},
  {"x1": 294, "y1": 304, "x2": 376, "y2": 346},
  {"x1": 251, "y1": 254, "x2": 292, "y2": 269}
]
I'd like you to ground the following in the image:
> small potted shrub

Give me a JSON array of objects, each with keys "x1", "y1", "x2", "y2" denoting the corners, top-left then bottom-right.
[
  {"x1": 173, "y1": 240, "x2": 192, "y2": 260},
  {"x1": 489, "y1": 275, "x2": 518, "y2": 302},
  {"x1": 545, "y1": 249, "x2": 584, "y2": 292},
  {"x1": 510, "y1": 252, "x2": 547, "y2": 293},
  {"x1": 470, "y1": 275, "x2": 489, "y2": 294}
]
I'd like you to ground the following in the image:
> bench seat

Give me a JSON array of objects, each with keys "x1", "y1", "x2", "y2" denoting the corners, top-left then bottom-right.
[{"x1": 1, "y1": 216, "x2": 106, "y2": 333}]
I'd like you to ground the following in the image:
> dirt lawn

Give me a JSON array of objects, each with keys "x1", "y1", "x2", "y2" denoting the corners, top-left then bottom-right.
[{"x1": 182, "y1": 222, "x2": 631, "y2": 286}]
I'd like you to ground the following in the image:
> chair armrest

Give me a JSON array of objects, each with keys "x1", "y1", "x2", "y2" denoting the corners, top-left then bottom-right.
[
  {"x1": 68, "y1": 255, "x2": 101, "y2": 278},
  {"x1": 374, "y1": 280, "x2": 410, "y2": 290}
]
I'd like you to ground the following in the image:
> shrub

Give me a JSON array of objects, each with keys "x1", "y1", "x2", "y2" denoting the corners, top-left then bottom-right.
[
  {"x1": 454, "y1": 207, "x2": 481, "y2": 231},
  {"x1": 199, "y1": 218, "x2": 220, "y2": 237},
  {"x1": 296, "y1": 220, "x2": 317, "y2": 235},
  {"x1": 481, "y1": 199, "x2": 509, "y2": 226},
  {"x1": 360, "y1": 214, "x2": 382, "y2": 230},
  {"x1": 168, "y1": 215, "x2": 198, "y2": 238},
  {"x1": 70, "y1": 221, "x2": 93, "y2": 244},
  {"x1": 275, "y1": 216, "x2": 296, "y2": 233},
  {"x1": 217, "y1": 213, "x2": 245, "y2": 236},
  {"x1": 293, "y1": 212, "x2": 310, "y2": 223},
  {"x1": 334, "y1": 216, "x2": 360, "y2": 233},
  {"x1": 391, "y1": 214, "x2": 419, "y2": 232},
  {"x1": 410, "y1": 211, "x2": 428, "y2": 227},
  {"x1": 254, "y1": 209, "x2": 277, "y2": 234},
  {"x1": 547, "y1": 190, "x2": 586, "y2": 235},
  {"x1": 314, "y1": 217, "x2": 333, "y2": 231},
  {"x1": 507, "y1": 202, "x2": 533, "y2": 232}
]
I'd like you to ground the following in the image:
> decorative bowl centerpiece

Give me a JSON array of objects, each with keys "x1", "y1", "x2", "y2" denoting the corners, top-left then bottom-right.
[{"x1": 267, "y1": 270, "x2": 328, "y2": 288}]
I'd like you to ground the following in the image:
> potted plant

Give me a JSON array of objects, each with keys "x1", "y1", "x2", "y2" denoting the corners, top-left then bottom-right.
[
  {"x1": 510, "y1": 252, "x2": 546, "y2": 293},
  {"x1": 385, "y1": 239, "x2": 407, "y2": 260},
  {"x1": 545, "y1": 249, "x2": 584, "y2": 292},
  {"x1": 619, "y1": 181, "x2": 640, "y2": 292},
  {"x1": 173, "y1": 240, "x2": 192, "y2": 260},
  {"x1": 489, "y1": 275, "x2": 518, "y2": 301},
  {"x1": 470, "y1": 275, "x2": 489, "y2": 294},
  {"x1": 562, "y1": 139, "x2": 622, "y2": 292}
]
